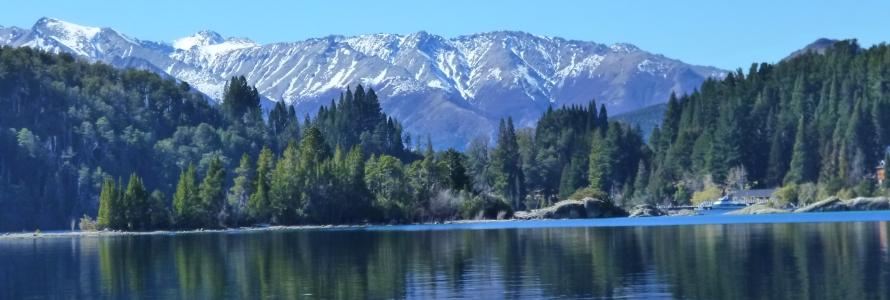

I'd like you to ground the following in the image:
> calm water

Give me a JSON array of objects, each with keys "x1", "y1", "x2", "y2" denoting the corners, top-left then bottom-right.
[{"x1": 2, "y1": 212, "x2": 890, "y2": 300}]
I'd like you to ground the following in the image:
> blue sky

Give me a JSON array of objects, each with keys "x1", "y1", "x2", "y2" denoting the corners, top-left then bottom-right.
[{"x1": 1, "y1": 0, "x2": 888, "y2": 70}]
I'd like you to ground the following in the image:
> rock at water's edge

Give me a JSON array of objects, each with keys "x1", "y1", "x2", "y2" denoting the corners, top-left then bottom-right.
[
  {"x1": 669, "y1": 209, "x2": 702, "y2": 216},
  {"x1": 725, "y1": 204, "x2": 789, "y2": 215},
  {"x1": 628, "y1": 205, "x2": 667, "y2": 217},
  {"x1": 794, "y1": 197, "x2": 847, "y2": 213},
  {"x1": 516, "y1": 198, "x2": 627, "y2": 220},
  {"x1": 843, "y1": 197, "x2": 890, "y2": 211}
]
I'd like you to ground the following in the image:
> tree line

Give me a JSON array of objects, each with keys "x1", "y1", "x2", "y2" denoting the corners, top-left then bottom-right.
[
  {"x1": 16, "y1": 39, "x2": 890, "y2": 231},
  {"x1": 0, "y1": 45, "x2": 687, "y2": 231},
  {"x1": 643, "y1": 40, "x2": 890, "y2": 206}
]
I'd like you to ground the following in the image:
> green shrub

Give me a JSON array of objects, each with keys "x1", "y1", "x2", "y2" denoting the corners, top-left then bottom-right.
[
  {"x1": 854, "y1": 180, "x2": 876, "y2": 198},
  {"x1": 79, "y1": 215, "x2": 100, "y2": 232},
  {"x1": 673, "y1": 184, "x2": 691, "y2": 205},
  {"x1": 797, "y1": 183, "x2": 818, "y2": 205},
  {"x1": 568, "y1": 188, "x2": 609, "y2": 201},
  {"x1": 460, "y1": 193, "x2": 514, "y2": 220},
  {"x1": 823, "y1": 178, "x2": 845, "y2": 197},
  {"x1": 691, "y1": 187, "x2": 722, "y2": 206},
  {"x1": 774, "y1": 185, "x2": 798, "y2": 205}
]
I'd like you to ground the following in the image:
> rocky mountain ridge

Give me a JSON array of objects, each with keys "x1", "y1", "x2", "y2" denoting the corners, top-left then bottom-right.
[{"x1": 0, "y1": 17, "x2": 728, "y2": 149}]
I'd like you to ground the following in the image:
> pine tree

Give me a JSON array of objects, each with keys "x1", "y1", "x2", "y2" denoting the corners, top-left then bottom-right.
[
  {"x1": 598, "y1": 103, "x2": 609, "y2": 132},
  {"x1": 199, "y1": 157, "x2": 227, "y2": 226},
  {"x1": 221, "y1": 76, "x2": 261, "y2": 123},
  {"x1": 173, "y1": 163, "x2": 201, "y2": 228},
  {"x1": 149, "y1": 190, "x2": 170, "y2": 229},
  {"x1": 587, "y1": 129, "x2": 608, "y2": 192},
  {"x1": 269, "y1": 140, "x2": 300, "y2": 223},
  {"x1": 228, "y1": 153, "x2": 254, "y2": 225},
  {"x1": 632, "y1": 160, "x2": 650, "y2": 204},
  {"x1": 442, "y1": 148, "x2": 471, "y2": 191},
  {"x1": 558, "y1": 162, "x2": 575, "y2": 200},
  {"x1": 97, "y1": 178, "x2": 119, "y2": 229},
  {"x1": 122, "y1": 173, "x2": 149, "y2": 230},
  {"x1": 491, "y1": 118, "x2": 525, "y2": 208},
  {"x1": 710, "y1": 101, "x2": 742, "y2": 182},
  {"x1": 784, "y1": 117, "x2": 813, "y2": 185},
  {"x1": 297, "y1": 126, "x2": 331, "y2": 221},
  {"x1": 249, "y1": 147, "x2": 274, "y2": 222}
]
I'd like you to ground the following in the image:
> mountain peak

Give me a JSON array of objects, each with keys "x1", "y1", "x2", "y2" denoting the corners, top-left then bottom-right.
[
  {"x1": 5, "y1": 17, "x2": 729, "y2": 149},
  {"x1": 28, "y1": 17, "x2": 105, "y2": 56},
  {"x1": 609, "y1": 43, "x2": 641, "y2": 53},
  {"x1": 784, "y1": 38, "x2": 839, "y2": 61},
  {"x1": 172, "y1": 30, "x2": 225, "y2": 50},
  {"x1": 32, "y1": 17, "x2": 101, "y2": 39}
]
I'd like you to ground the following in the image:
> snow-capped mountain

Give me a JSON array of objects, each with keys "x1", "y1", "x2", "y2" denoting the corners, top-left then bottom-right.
[{"x1": 0, "y1": 18, "x2": 728, "y2": 149}]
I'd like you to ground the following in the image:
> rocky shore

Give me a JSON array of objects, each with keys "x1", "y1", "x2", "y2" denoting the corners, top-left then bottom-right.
[
  {"x1": 5, "y1": 197, "x2": 890, "y2": 239},
  {"x1": 724, "y1": 204, "x2": 789, "y2": 215},
  {"x1": 514, "y1": 198, "x2": 628, "y2": 220},
  {"x1": 669, "y1": 209, "x2": 702, "y2": 216},
  {"x1": 628, "y1": 205, "x2": 667, "y2": 217},
  {"x1": 721, "y1": 196, "x2": 890, "y2": 215},
  {"x1": 794, "y1": 197, "x2": 890, "y2": 213},
  {"x1": 0, "y1": 224, "x2": 380, "y2": 240}
]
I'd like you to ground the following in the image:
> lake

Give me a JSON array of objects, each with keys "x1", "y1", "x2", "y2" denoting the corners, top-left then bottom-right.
[{"x1": 2, "y1": 212, "x2": 890, "y2": 299}]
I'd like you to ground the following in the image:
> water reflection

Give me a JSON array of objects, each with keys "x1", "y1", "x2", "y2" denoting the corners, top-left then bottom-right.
[{"x1": 1, "y1": 221, "x2": 889, "y2": 299}]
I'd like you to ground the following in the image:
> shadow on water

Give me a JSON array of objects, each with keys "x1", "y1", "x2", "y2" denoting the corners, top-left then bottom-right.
[{"x1": 0, "y1": 218, "x2": 889, "y2": 299}]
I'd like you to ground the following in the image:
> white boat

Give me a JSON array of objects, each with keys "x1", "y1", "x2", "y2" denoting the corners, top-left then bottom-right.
[{"x1": 707, "y1": 196, "x2": 748, "y2": 211}]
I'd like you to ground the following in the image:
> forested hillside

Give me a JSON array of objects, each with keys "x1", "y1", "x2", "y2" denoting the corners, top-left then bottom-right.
[
  {"x1": 0, "y1": 46, "x2": 660, "y2": 231},
  {"x1": 0, "y1": 46, "x2": 417, "y2": 231},
  {"x1": 643, "y1": 40, "x2": 890, "y2": 205},
  {"x1": 612, "y1": 103, "x2": 667, "y2": 142},
  {"x1": 10, "y1": 39, "x2": 888, "y2": 231}
]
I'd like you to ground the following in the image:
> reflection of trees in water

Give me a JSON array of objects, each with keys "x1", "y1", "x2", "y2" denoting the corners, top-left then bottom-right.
[
  {"x1": 3, "y1": 222, "x2": 890, "y2": 299},
  {"x1": 649, "y1": 223, "x2": 890, "y2": 300}
]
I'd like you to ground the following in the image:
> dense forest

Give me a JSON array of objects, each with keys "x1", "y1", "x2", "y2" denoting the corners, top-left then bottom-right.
[
  {"x1": 643, "y1": 40, "x2": 890, "y2": 206},
  {"x1": 0, "y1": 46, "x2": 420, "y2": 231},
  {"x1": 0, "y1": 46, "x2": 652, "y2": 231},
  {"x1": 10, "y1": 39, "x2": 884, "y2": 231}
]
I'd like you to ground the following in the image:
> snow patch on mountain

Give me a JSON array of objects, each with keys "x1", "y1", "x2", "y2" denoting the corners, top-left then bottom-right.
[
  {"x1": 609, "y1": 43, "x2": 640, "y2": 53},
  {"x1": 37, "y1": 18, "x2": 102, "y2": 56},
  {"x1": 3, "y1": 17, "x2": 730, "y2": 149},
  {"x1": 172, "y1": 30, "x2": 224, "y2": 50}
]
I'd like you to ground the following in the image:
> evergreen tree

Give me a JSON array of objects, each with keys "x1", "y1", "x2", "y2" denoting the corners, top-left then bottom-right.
[
  {"x1": 122, "y1": 173, "x2": 149, "y2": 230},
  {"x1": 228, "y1": 153, "x2": 254, "y2": 224},
  {"x1": 442, "y1": 148, "x2": 472, "y2": 191},
  {"x1": 587, "y1": 130, "x2": 609, "y2": 192},
  {"x1": 784, "y1": 117, "x2": 814, "y2": 185},
  {"x1": 269, "y1": 140, "x2": 300, "y2": 223},
  {"x1": 199, "y1": 157, "x2": 227, "y2": 226},
  {"x1": 221, "y1": 76, "x2": 262, "y2": 123},
  {"x1": 632, "y1": 160, "x2": 650, "y2": 204},
  {"x1": 598, "y1": 103, "x2": 609, "y2": 132},
  {"x1": 97, "y1": 178, "x2": 119, "y2": 229},
  {"x1": 249, "y1": 147, "x2": 274, "y2": 222},
  {"x1": 558, "y1": 158, "x2": 582, "y2": 200},
  {"x1": 148, "y1": 190, "x2": 171, "y2": 229},
  {"x1": 173, "y1": 163, "x2": 202, "y2": 228},
  {"x1": 491, "y1": 118, "x2": 525, "y2": 209}
]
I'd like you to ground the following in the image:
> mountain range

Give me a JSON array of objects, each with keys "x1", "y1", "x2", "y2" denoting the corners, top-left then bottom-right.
[{"x1": 0, "y1": 17, "x2": 728, "y2": 149}]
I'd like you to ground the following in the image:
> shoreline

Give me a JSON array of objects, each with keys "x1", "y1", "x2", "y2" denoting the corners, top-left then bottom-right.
[
  {"x1": 5, "y1": 200, "x2": 890, "y2": 240},
  {"x1": 0, "y1": 219, "x2": 525, "y2": 240}
]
